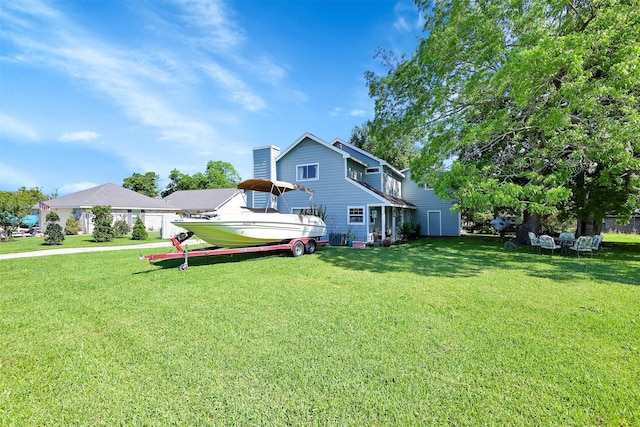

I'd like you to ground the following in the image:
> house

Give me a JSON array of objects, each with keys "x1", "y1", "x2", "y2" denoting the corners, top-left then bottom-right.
[
  {"x1": 249, "y1": 133, "x2": 460, "y2": 243},
  {"x1": 38, "y1": 184, "x2": 244, "y2": 238},
  {"x1": 39, "y1": 133, "x2": 459, "y2": 243},
  {"x1": 38, "y1": 183, "x2": 176, "y2": 235},
  {"x1": 602, "y1": 210, "x2": 640, "y2": 234}
]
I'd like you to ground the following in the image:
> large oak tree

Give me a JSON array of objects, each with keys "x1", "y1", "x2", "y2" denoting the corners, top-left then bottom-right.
[
  {"x1": 367, "y1": 0, "x2": 639, "y2": 241},
  {"x1": 161, "y1": 160, "x2": 241, "y2": 197}
]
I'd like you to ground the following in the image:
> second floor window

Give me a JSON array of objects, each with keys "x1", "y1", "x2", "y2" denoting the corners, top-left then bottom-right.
[{"x1": 297, "y1": 163, "x2": 318, "y2": 181}]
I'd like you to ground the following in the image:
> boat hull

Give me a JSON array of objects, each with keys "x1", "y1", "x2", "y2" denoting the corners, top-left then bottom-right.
[{"x1": 172, "y1": 213, "x2": 327, "y2": 248}]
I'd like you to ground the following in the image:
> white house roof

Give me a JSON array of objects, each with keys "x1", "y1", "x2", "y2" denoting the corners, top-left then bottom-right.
[
  {"x1": 163, "y1": 188, "x2": 239, "y2": 211},
  {"x1": 44, "y1": 183, "x2": 175, "y2": 210}
]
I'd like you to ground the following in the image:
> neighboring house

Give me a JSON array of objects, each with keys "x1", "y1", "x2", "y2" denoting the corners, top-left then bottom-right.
[
  {"x1": 38, "y1": 183, "x2": 176, "y2": 235},
  {"x1": 39, "y1": 184, "x2": 246, "y2": 239},
  {"x1": 250, "y1": 133, "x2": 460, "y2": 243},
  {"x1": 602, "y1": 210, "x2": 640, "y2": 234}
]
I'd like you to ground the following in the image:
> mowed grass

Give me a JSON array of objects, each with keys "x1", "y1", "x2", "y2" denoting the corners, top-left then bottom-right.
[
  {"x1": 1, "y1": 235, "x2": 638, "y2": 425},
  {"x1": 0, "y1": 231, "x2": 166, "y2": 255}
]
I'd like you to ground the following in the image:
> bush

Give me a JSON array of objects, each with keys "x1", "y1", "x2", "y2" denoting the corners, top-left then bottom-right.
[
  {"x1": 44, "y1": 211, "x2": 65, "y2": 245},
  {"x1": 400, "y1": 222, "x2": 421, "y2": 241},
  {"x1": 113, "y1": 218, "x2": 130, "y2": 238},
  {"x1": 65, "y1": 216, "x2": 80, "y2": 235},
  {"x1": 92, "y1": 205, "x2": 114, "y2": 242},
  {"x1": 131, "y1": 216, "x2": 148, "y2": 240}
]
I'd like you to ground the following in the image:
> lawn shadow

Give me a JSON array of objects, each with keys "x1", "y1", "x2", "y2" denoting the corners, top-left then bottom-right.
[
  {"x1": 521, "y1": 241, "x2": 640, "y2": 286},
  {"x1": 316, "y1": 237, "x2": 499, "y2": 279},
  {"x1": 316, "y1": 236, "x2": 640, "y2": 286}
]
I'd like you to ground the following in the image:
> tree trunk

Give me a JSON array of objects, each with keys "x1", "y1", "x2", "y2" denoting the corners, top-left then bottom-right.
[
  {"x1": 515, "y1": 211, "x2": 541, "y2": 244},
  {"x1": 576, "y1": 216, "x2": 602, "y2": 237}
]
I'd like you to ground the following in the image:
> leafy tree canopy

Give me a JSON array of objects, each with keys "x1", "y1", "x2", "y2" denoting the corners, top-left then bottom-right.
[
  {"x1": 349, "y1": 122, "x2": 419, "y2": 170},
  {"x1": 123, "y1": 172, "x2": 160, "y2": 197},
  {"x1": 367, "y1": 0, "x2": 640, "y2": 237},
  {"x1": 0, "y1": 187, "x2": 47, "y2": 237},
  {"x1": 161, "y1": 160, "x2": 241, "y2": 197}
]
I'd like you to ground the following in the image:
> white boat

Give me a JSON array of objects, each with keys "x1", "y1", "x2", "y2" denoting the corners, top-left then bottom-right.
[{"x1": 171, "y1": 179, "x2": 327, "y2": 248}]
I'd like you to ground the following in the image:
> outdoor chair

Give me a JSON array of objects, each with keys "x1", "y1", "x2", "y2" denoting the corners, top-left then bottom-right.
[
  {"x1": 539, "y1": 235, "x2": 561, "y2": 255},
  {"x1": 559, "y1": 232, "x2": 575, "y2": 240},
  {"x1": 569, "y1": 236, "x2": 594, "y2": 258},
  {"x1": 528, "y1": 232, "x2": 540, "y2": 247},
  {"x1": 591, "y1": 235, "x2": 603, "y2": 252}
]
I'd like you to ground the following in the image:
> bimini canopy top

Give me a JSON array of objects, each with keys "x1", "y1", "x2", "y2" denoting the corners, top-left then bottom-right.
[{"x1": 237, "y1": 178, "x2": 314, "y2": 195}]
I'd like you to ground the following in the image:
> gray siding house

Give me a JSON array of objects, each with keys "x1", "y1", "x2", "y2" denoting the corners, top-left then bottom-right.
[
  {"x1": 251, "y1": 133, "x2": 460, "y2": 243},
  {"x1": 39, "y1": 183, "x2": 176, "y2": 235},
  {"x1": 40, "y1": 184, "x2": 245, "y2": 239}
]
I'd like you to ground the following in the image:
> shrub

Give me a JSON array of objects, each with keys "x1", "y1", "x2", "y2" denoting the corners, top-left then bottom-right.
[
  {"x1": 44, "y1": 211, "x2": 65, "y2": 245},
  {"x1": 113, "y1": 218, "x2": 130, "y2": 238},
  {"x1": 131, "y1": 216, "x2": 148, "y2": 240},
  {"x1": 92, "y1": 205, "x2": 114, "y2": 242},
  {"x1": 400, "y1": 222, "x2": 421, "y2": 241},
  {"x1": 65, "y1": 216, "x2": 80, "y2": 235}
]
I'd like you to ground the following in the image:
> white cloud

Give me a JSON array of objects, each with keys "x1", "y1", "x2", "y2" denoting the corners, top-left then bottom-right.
[
  {"x1": 57, "y1": 131, "x2": 101, "y2": 142},
  {"x1": 393, "y1": 1, "x2": 424, "y2": 33},
  {"x1": 329, "y1": 107, "x2": 343, "y2": 117},
  {"x1": 349, "y1": 109, "x2": 367, "y2": 117},
  {"x1": 201, "y1": 62, "x2": 266, "y2": 112},
  {"x1": 0, "y1": 112, "x2": 38, "y2": 140},
  {"x1": 174, "y1": 0, "x2": 244, "y2": 51}
]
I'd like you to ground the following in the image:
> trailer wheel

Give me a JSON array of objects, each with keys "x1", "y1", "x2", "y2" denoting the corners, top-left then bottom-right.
[
  {"x1": 305, "y1": 239, "x2": 317, "y2": 254},
  {"x1": 179, "y1": 262, "x2": 188, "y2": 271},
  {"x1": 291, "y1": 240, "x2": 305, "y2": 257}
]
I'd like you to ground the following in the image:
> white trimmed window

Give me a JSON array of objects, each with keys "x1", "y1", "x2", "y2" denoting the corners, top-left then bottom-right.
[
  {"x1": 297, "y1": 163, "x2": 319, "y2": 181},
  {"x1": 348, "y1": 207, "x2": 365, "y2": 225}
]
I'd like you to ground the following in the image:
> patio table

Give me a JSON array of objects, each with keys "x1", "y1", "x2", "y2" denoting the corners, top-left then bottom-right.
[{"x1": 554, "y1": 237, "x2": 575, "y2": 254}]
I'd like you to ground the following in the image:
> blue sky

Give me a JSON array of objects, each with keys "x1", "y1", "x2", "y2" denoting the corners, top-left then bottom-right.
[{"x1": 1, "y1": 0, "x2": 424, "y2": 195}]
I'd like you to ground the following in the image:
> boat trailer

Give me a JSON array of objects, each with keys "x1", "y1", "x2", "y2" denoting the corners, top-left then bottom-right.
[{"x1": 141, "y1": 232, "x2": 326, "y2": 270}]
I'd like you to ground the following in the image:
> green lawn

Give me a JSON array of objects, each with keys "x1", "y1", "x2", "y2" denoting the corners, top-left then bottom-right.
[
  {"x1": 1, "y1": 235, "x2": 638, "y2": 425},
  {"x1": 0, "y1": 231, "x2": 166, "y2": 255}
]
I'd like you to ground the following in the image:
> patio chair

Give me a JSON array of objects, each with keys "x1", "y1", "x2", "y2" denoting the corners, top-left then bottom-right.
[
  {"x1": 591, "y1": 235, "x2": 603, "y2": 252},
  {"x1": 559, "y1": 232, "x2": 575, "y2": 240},
  {"x1": 538, "y1": 235, "x2": 562, "y2": 255},
  {"x1": 569, "y1": 236, "x2": 594, "y2": 258},
  {"x1": 528, "y1": 231, "x2": 540, "y2": 247}
]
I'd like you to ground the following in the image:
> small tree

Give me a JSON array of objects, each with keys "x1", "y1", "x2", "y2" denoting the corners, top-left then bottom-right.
[
  {"x1": 92, "y1": 205, "x2": 114, "y2": 242},
  {"x1": 44, "y1": 211, "x2": 64, "y2": 245},
  {"x1": 113, "y1": 218, "x2": 130, "y2": 238},
  {"x1": 0, "y1": 212, "x2": 19, "y2": 241},
  {"x1": 131, "y1": 216, "x2": 148, "y2": 240},
  {"x1": 65, "y1": 216, "x2": 80, "y2": 235}
]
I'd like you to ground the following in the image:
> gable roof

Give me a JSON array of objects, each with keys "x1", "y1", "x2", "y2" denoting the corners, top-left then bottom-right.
[
  {"x1": 277, "y1": 132, "x2": 348, "y2": 161},
  {"x1": 349, "y1": 178, "x2": 416, "y2": 209},
  {"x1": 331, "y1": 138, "x2": 405, "y2": 178},
  {"x1": 163, "y1": 188, "x2": 239, "y2": 211},
  {"x1": 44, "y1": 183, "x2": 175, "y2": 210}
]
